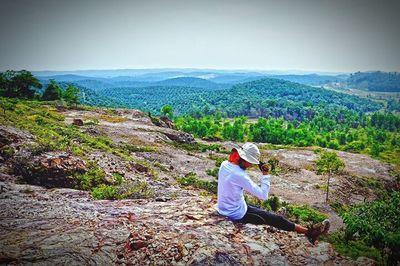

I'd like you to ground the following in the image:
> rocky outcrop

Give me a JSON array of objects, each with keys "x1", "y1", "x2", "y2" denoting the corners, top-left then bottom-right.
[
  {"x1": 0, "y1": 182, "x2": 356, "y2": 265},
  {"x1": 0, "y1": 126, "x2": 35, "y2": 170},
  {"x1": 13, "y1": 152, "x2": 86, "y2": 188},
  {"x1": 0, "y1": 125, "x2": 35, "y2": 150},
  {"x1": 164, "y1": 131, "x2": 196, "y2": 144},
  {"x1": 159, "y1": 116, "x2": 176, "y2": 129}
]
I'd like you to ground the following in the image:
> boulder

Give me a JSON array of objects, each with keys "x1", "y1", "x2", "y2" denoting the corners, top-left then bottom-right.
[
  {"x1": 164, "y1": 131, "x2": 195, "y2": 144},
  {"x1": 72, "y1": 119, "x2": 84, "y2": 126}
]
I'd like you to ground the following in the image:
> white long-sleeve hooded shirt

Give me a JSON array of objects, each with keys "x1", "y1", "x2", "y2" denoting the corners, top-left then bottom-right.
[{"x1": 217, "y1": 160, "x2": 271, "y2": 220}]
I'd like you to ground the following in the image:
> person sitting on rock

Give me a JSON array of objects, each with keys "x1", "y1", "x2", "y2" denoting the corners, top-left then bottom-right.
[{"x1": 217, "y1": 142, "x2": 330, "y2": 244}]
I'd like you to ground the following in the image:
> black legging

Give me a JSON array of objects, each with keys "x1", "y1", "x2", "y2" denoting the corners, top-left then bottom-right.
[{"x1": 237, "y1": 203, "x2": 295, "y2": 231}]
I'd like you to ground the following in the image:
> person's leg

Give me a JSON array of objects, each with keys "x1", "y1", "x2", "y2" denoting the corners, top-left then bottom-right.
[
  {"x1": 294, "y1": 224, "x2": 308, "y2": 234},
  {"x1": 239, "y1": 204, "x2": 330, "y2": 244},
  {"x1": 239, "y1": 205, "x2": 295, "y2": 231}
]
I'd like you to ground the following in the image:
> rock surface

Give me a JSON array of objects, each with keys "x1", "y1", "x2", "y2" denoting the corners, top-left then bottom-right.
[{"x1": 0, "y1": 182, "x2": 355, "y2": 265}]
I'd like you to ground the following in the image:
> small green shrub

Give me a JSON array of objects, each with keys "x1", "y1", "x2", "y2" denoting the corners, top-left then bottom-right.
[
  {"x1": 313, "y1": 147, "x2": 323, "y2": 154},
  {"x1": 268, "y1": 157, "x2": 280, "y2": 175},
  {"x1": 244, "y1": 195, "x2": 270, "y2": 210},
  {"x1": 206, "y1": 167, "x2": 219, "y2": 177},
  {"x1": 75, "y1": 163, "x2": 106, "y2": 190},
  {"x1": 92, "y1": 184, "x2": 117, "y2": 200},
  {"x1": 104, "y1": 108, "x2": 118, "y2": 116},
  {"x1": 244, "y1": 195, "x2": 282, "y2": 212},
  {"x1": 266, "y1": 195, "x2": 281, "y2": 211},
  {"x1": 71, "y1": 145, "x2": 85, "y2": 156},
  {"x1": 112, "y1": 172, "x2": 124, "y2": 185},
  {"x1": 286, "y1": 204, "x2": 328, "y2": 224},
  {"x1": 342, "y1": 191, "x2": 400, "y2": 264}
]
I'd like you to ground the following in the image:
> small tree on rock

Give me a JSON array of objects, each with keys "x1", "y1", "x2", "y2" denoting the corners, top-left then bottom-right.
[
  {"x1": 161, "y1": 105, "x2": 173, "y2": 119},
  {"x1": 316, "y1": 151, "x2": 345, "y2": 202}
]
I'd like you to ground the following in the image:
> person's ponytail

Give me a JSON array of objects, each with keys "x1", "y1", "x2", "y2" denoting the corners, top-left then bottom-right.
[{"x1": 228, "y1": 149, "x2": 240, "y2": 164}]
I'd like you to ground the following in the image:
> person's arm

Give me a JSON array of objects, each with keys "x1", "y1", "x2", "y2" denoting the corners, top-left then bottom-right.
[{"x1": 232, "y1": 173, "x2": 270, "y2": 200}]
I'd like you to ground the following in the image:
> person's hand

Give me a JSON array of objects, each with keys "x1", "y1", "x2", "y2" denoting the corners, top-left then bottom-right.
[{"x1": 258, "y1": 162, "x2": 269, "y2": 175}]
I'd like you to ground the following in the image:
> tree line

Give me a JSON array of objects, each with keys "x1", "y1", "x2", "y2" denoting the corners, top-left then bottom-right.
[
  {"x1": 0, "y1": 70, "x2": 79, "y2": 105},
  {"x1": 174, "y1": 107, "x2": 400, "y2": 161}
]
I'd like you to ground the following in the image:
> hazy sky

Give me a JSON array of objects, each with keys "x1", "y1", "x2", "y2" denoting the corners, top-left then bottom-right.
[{"x1": 0, "y1": 0, "x2": 399, "y2": 73}]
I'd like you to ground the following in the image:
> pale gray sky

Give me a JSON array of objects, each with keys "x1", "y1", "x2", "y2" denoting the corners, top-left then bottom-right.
[{"x1": 0, "y1": 0, "x2": 399, "y2": 72}]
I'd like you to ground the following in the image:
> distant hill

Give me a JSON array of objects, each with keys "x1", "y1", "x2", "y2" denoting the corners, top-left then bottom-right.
[
  {"x1": 269, "y1": 74, "x2": 347, "y2": 86},
  {"x1": 32, "y1": 70, "x2": 396, "y2": 117},
  {"x1": 35, "y1": 70, "x2": 348, "y2": 88},
  {"x1": 37, "y1": 74, "x2": 228, "y2": 90},
  {"x1": 86, "y1": 78, "x2": 382, "y2": 119},
  {"x1": 208, "y1": 78, "x2": 381, "y2": 118},
  {"x1": 208, "y1": 73, "x2": 266, "y2": 84},
  {"x1": 347, "y1": 71, "x2": 400, "y2": 92},
  {"x1": 154, "y1": 77, "x2": 227, "y2": 89},
  {"x1": 37, "y1": 74, "x2": 102, "y2": 82}
]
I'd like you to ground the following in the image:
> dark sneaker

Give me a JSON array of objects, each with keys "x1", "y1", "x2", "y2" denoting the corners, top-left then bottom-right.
[{"x1": 306, "y1": 219, "x2": 330, "y2": 244}]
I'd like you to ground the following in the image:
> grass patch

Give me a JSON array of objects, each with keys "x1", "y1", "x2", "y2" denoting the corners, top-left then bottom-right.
[
  {"x1": 324, "y1": 231, "x2": 384, "y2": 265},
  {"x1": 84, "y1": 114, "x2": 128, "y2": 123},
  {"x1": 353, "y1": 175, "x2": 384, "y2": 190},
  {"x1": 92, "y1": 180, "x2": 154, "y2": 200},
  {"x1": 0, "y1": 98, "x2": 132, "y2": 161},
  {"x1": 177, "y1": 172, "x2": 218, "y2": 194},
  {"x1": 99, "y1": 114, "x2": 128, "y2": 123},
  {"x1": 92, "y1": 184, "x2": 117, "y2": 200},
  {"x1": 74, "y1": 162, "x2": 107, "y2": 190},
  {"x1": 153, "y1": 161, "x2": 170, "y2": 172},
  {"x1": 117, "y1": 180, "x2": 154, "y2": 199}
]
